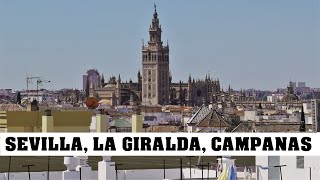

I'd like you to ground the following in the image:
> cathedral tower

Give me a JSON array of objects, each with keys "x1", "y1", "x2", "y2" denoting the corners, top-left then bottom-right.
[{"x1": 142, "y1": 4, "x2": 170, "y2": 105}]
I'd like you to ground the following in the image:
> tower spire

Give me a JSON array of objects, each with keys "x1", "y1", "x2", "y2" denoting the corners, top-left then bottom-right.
[
  {"x1": 141, "y1": 3, "x2": 169, "y2": 105},
  {"x1": 118, "y1": 74, "x2": 121, "y2": 83},
  {"x1": 300, "y1": 106, "x2": 306, "y2": 132}
]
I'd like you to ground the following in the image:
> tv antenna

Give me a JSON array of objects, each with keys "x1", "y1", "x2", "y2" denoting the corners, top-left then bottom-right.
[
  {"x1": 36, "y1": 79, "x2": 51, "y2": 101},
  {"x1": 26, "y1": 75, "x2": 41, "y2": 102}
]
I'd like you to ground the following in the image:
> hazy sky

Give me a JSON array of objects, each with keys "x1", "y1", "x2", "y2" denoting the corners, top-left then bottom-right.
[{"x1": 0, "y1": 0, "x2": 319, "y2": 91}]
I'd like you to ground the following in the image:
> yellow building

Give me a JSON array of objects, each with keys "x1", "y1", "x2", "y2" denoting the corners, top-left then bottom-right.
[{"x1": 0, "y1": 110, "x2": 93, "y2": 132}]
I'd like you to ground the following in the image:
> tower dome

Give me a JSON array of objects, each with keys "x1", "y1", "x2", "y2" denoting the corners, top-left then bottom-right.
[{"x1": 282, "y1": 81, "x2": 299, "y2": 102}]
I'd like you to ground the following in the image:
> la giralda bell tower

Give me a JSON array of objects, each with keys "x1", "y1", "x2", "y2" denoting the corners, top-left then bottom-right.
[{"x1": 142, "y1": 4, "x2": 170, "y2": 105}]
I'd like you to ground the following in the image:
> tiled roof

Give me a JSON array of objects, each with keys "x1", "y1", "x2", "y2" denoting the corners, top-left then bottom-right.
[
  {"x1": 187, "y1": 105, "x2": 230, "y2": 128},
  {"x1": 187, "y1": 105, "x2": 210, "y2": 124},
  {"x1": 197, "y1": 110, "x2": 230, "y2": 128},
  {"x1": 0, "y1": 104, "x2": 25, "y2": 111},
  {"x1": 232, "y1": 121, "x2": 313, "y2": 132},
  {"x1": 110, "y1": 119, "x2": 132, "y2": 128},
  {"x1": 147, "y1": 125, "x2": 182, "y2": 132}
]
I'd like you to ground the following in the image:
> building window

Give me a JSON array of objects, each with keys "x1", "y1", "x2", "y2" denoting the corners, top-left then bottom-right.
[{"x1": 296, "y1": 156, "x2": 304, "y2": 169}]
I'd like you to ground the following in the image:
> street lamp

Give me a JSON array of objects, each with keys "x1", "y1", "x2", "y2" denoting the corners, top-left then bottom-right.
[
  {"x1": 7, "y1": 156, "x2": 11, "y2": 180},
  {"x1": 163, "y1": 159, "x2": 166, "y2": 179},
  {"x1": 310, "y1": 167, "x2": 312, "y2": 180},
  {"x1": 21, "y1": 164, "x2": 35, "y2": 180},
  {"x1": 186, "y1": 156, "x2": 194, "y2": 179},
  {"x1": 196, "y1": 164, "x2": 207, "y2": 180},
  {"x1": 110, "y1": 163, "x2": 123, "y2": 180},
  {"x1": 307, "y1": 167, "x2": 312, "y2": 180},
  {"x1": 274, "y1": 165, "x2": 286, "y2": 180},
  {"x1": 180, "y1": 158, "x2": 183, "y2": 180},
  {"x1": 47, "y1": 156, "x2": 50, "y2": 180}
]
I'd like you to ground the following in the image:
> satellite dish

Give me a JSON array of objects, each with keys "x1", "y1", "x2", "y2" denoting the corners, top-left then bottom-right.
[{"x1": 85, "y1": 97, "x2": 99, "y2": 109}]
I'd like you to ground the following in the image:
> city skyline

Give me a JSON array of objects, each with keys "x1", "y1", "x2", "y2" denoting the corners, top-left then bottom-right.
[{"x1": 0, "y1": 0, "x2": 319, "y2": 91}]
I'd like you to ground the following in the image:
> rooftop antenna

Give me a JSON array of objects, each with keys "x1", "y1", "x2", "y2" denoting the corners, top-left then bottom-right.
[
  {"x1": 290, "y1": 75, "x2": 292, "y2": 82},
  {"x1": 26, "y1": 75, "x2": 41, "y2": 102},
  {"x1": 36, "y1": 78, "x2": 51, "y2": 101}
]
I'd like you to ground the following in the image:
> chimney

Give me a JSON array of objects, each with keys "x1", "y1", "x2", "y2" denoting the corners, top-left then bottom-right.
[
  {"x1": 132, "y1": 107, "x2": 143, "y2": 133},
  {"x1": 27, "y1": 100, "x2": 39, "y2": 111},
  {"x1": 42, "y1": 110, "x2": 54, "y2": 132},
  {"x1": 96, "y1": 109, "x2": 109, "y2": 132}
]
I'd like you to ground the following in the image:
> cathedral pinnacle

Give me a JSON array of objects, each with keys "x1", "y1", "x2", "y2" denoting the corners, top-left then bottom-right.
[{"x1": 118, "y1": 74, "x2": 121, "y2": 83}]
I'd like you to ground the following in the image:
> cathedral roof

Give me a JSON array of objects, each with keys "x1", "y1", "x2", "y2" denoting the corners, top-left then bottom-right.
[
  {"x1": 282, "y1": 93, "x2": 299, "y2": 102},
  {"x1": 282, "y1": 81, "x2": 299, "y2": 102},
  {"x1": 103, "y1": 83, "x2": 116, "y2": 88}
]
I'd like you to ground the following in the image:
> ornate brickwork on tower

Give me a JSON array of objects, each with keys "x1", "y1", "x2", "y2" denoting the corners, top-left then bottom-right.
[
  {"x1": 141, "y1": 4, "x2": 170, "y2": 105},
  {"x1": 87, "y1": 4, "x2": 224, "y2": 107}
]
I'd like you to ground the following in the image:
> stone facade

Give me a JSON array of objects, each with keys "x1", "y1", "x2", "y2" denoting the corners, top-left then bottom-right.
[
  {"x1": 88, "y1": 5, "x2": 222, "y2": 107},
  {"x1": 170, "y1": 75, "x2": 220, "y2": 106},
  {"x1": 141, "y1": 5, "x2": 170, "y2": 105},
  {"x1": 94, "y1": 74, "x2": 141, "y2": 106}
]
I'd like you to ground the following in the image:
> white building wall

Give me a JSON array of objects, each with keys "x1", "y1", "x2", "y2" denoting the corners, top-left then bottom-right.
[
  {"x1": 244, "y1": 110, "x2": 257, "y2": 121},
  {"x1": 0, "y1": 172, "x2": 63, "y2": 180},
  {"x1": 279, "y1": 156, "x2": 308, "y2": 180},
  {"x1": 256, "y1": 156, "x2": 320, "y2": 180},
  {"x1": 267, "y1": 96, "x2": 276, "y2": 103},
  {"x1": 256, "y1": 156, "x2": 269, "y2": 180},
  {"x1": 303, "y1": 103, "x2": 311, "y2": 114},
  {"x1": 0, "y1": 169, "x2": 217, "y2": 180}
]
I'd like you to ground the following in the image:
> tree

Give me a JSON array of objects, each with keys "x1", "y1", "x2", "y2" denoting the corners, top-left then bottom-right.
[
  {"x1": 16, "y1": 92, "x2": 21, "y2": 104},
  {"x1": 75, "y1": 90, "x2": 80, "y2": 103}
]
